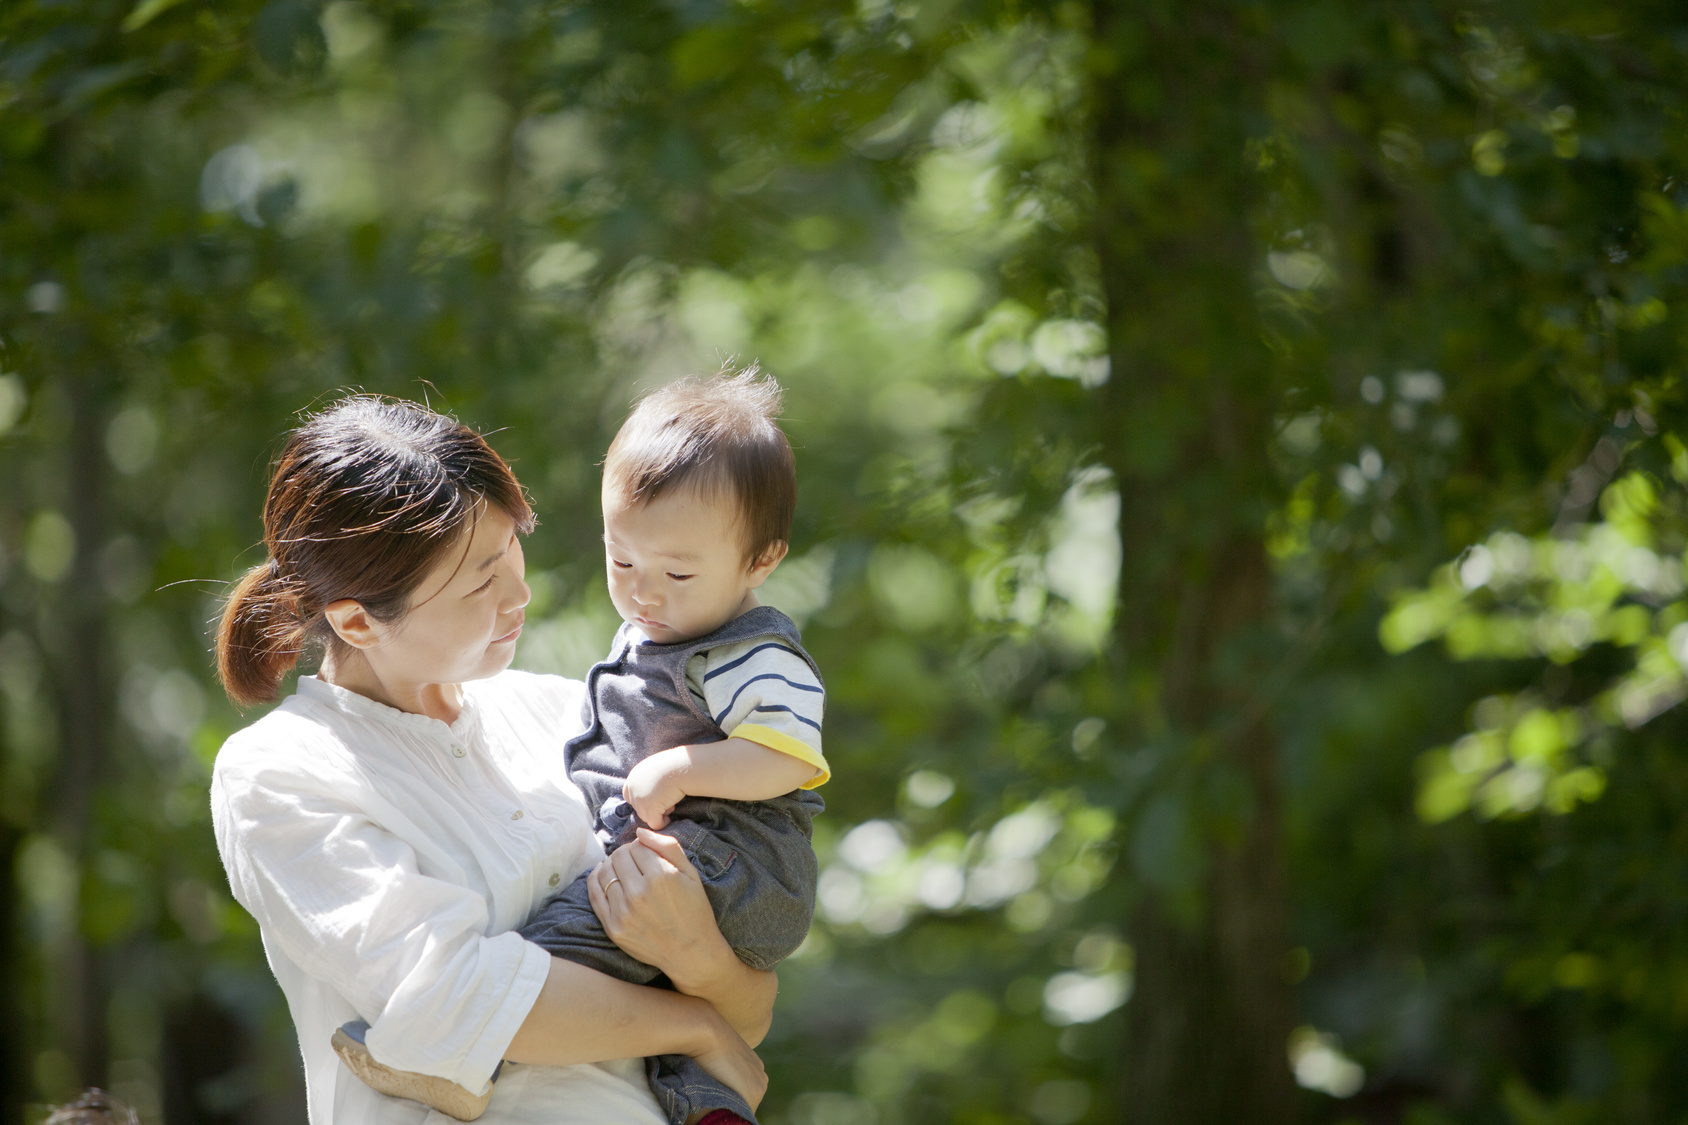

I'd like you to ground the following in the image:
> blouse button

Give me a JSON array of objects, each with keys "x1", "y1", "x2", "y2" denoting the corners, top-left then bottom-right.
[
  {"x1": 451, "y1": 746, "x2": 467, "y2": 758},
  {"x1": 548, "y1": 873, "x2": 561, "y2": 887},
  {"x1": 511, "y1": 810, "x2": 525, "y2": 821}
]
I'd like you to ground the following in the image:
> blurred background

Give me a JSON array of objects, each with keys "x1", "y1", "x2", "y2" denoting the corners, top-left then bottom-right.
[{"x1": 5, "y1": 1, "x2": 1688, "y2": 1122}]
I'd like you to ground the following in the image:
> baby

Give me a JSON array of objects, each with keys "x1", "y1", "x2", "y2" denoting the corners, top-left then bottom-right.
[{"x1": 337, "y1": 369, "x2": 827, "y2": 1124}]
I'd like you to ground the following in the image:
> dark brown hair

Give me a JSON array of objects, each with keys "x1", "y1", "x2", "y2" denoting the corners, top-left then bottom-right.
[
  {"x1": 45, "y1": 1089, "x2": 137, "y2": 1125},
  {"x1": 603, "y1": 364, "x2": 795, "y2": 564},
  {"x1": 216, "y1": 396, "x2": 534, "y2": 707}
]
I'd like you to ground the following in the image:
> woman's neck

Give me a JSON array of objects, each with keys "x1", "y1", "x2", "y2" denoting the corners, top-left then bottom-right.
[{"x1": 322, "y1": 650, "x2": 463, "y2": 724}]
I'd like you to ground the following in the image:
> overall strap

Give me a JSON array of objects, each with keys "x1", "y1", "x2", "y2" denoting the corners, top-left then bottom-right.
[{"x1": 636, "y1": 605, "x2": 820, "y2": 705}]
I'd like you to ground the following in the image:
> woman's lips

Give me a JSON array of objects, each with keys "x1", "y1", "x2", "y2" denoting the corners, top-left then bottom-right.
[{"x1": 492, "y1": 621, "x2": 524, "y2": 645}]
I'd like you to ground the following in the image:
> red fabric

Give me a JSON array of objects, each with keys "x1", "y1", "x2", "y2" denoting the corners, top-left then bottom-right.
[{"x1": 694, "y1": 1112, "x2": 752, "y2": 1125}]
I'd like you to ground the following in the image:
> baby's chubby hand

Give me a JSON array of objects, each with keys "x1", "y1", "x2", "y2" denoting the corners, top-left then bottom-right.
[{"x1": 623, "y1": 748, "x2": 691, "y2": 830}]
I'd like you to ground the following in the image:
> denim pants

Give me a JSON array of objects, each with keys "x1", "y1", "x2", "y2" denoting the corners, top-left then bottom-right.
[{"x1": 519, "y1": 796, "x2": 818, "y2": 1125}]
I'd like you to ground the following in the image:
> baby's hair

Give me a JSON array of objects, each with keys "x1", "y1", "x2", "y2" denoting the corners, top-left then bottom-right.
[{"x1": 604, "y1": 364, "x2": 795, "y2": 565}]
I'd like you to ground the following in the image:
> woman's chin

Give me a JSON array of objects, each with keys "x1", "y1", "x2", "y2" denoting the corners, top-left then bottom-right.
[{"x1": 466, "y1": 647, "x2": 519, "y2": 682}]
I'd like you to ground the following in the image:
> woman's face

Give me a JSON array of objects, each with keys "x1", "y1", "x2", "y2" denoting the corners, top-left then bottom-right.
[{"x1": 356, "y1": 506, "x2": 531, "y2": 689}]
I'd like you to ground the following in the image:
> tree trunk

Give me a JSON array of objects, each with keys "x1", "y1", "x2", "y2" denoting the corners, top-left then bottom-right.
[
  {"x1": 1089, "y1": 1, "x2": 1297, "y2": 1120},
  {"x1": 0, "y1": 824, "x2": 22, "y2": 1125},
  {"x1": 44, "y1": 363, "x2": 115, "y2": 1091}
]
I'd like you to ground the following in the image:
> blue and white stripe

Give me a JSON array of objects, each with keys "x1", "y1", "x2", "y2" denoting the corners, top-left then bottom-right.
[{"x1": 687, "y1": 637, "x2": 826, "y2": 754}]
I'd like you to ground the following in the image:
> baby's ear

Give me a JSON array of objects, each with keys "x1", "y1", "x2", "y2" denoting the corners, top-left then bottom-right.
[{"x1": 746, "y1": 540, "x2": 788, "y2": 585}]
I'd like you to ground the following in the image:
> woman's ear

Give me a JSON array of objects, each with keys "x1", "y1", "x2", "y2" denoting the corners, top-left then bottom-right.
[
  {"x1": 745, "y1": 541, "x2": 789, "y2": 588},
  {"x1": 322, "y1": 599, "x2": 384, "y2": 649}
]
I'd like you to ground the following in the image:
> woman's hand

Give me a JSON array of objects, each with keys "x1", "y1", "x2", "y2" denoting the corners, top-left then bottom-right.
[
  {"x1": 587, "y1": 828, "x2": 725, "y2": 978},
  {"x1": 587, "y1": 828, "x2": 779, "y2": 1044},
  {"x1": 685, "y1": 1006, "x2": 769, "y2": 1113}
]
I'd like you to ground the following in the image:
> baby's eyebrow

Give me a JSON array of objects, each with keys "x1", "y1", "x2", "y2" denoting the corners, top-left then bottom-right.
[{"x1": 602, "y1": 534, "x2": 698, "y2": 564}]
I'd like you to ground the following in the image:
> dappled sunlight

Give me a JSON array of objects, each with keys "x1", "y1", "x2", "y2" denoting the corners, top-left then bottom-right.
[
  {"x1": 1383, "y1": 470, "x2": 1688, "y2": 822},
  {"x1": 1288, "y1": 1027, "x2": 1364, "y2": 1099},
  {"x1": 811, "y1": 799, "x2": 1114, "y2": 940},
  {"x1": 1042, "y1": 968, "x2": 1130, "y2": 1027},
  {"x1": 10, "y1": 0, "x2": 1688, "y2": 1120}
]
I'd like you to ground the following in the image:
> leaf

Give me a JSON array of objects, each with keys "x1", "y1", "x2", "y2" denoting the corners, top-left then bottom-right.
[{"x1": 122, "y1": 0, "x2": 190, "y2": 32}]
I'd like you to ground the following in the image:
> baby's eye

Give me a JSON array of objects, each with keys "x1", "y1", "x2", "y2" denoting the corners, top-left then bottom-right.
[
  {"x1": 667, "y1": 573, "x2": 694, "y2": 582},
  {"x1": 611, "y1": 559, "x2": 633, "y2": 569}
]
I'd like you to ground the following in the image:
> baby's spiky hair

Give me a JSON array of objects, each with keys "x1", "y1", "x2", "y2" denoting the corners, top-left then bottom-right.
[{"x1": 603, "y1": 364, "x2": 795, "y2": 564}]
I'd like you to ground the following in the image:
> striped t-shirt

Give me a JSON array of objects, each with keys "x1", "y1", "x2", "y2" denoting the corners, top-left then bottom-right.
[{"x1": 680, "y1": 634, "x2": 829, "y2": 787}]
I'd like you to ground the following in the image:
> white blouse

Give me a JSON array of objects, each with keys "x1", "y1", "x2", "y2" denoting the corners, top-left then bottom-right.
[{"x1": 210, "y1": 671, "x2": 666, "y2": 1125}]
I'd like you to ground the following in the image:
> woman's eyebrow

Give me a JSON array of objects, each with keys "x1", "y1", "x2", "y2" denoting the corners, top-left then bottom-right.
[{"x1": 475, "y1": 530, "x2": 519, "y2": 572}]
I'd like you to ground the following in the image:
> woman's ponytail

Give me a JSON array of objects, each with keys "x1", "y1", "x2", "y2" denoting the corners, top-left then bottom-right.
[
  {"x1": 215, "y1": 396, "x2": 534, "y2": 708},
  {"x1": 216, "y1": 559, "x2": 307, "y2": 707}
]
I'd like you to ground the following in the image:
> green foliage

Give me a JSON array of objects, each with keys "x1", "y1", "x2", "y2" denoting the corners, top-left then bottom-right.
[
  {"x1": 1381, "y1": 469, "x2": 1688, "y2": 821},
  {"x1": 8, "y1": 1, "x2": 1688, "y2": 1124}
]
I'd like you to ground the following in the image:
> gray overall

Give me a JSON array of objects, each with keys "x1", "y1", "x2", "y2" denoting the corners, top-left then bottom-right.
[{"x1": 518, "y1": 606, "x2": 824, "y2": 1125}]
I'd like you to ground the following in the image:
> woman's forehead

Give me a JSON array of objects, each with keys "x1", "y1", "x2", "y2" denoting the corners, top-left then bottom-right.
[
  {"x1": 461, "y1": 505, "x2": 518, "y2": 568},
  {"x1": 413, "y1": 505, "x2": 517, "y2": 601}
]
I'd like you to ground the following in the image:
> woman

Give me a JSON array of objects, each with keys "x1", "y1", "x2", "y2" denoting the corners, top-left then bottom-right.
[{"x1": 209, "y1": 396, "x2": 769, "y2": 1124}]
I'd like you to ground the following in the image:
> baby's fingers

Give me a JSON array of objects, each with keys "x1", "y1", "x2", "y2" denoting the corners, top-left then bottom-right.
[{"x1": 626, "y1": 793, "x2": 672, "y2": 831}]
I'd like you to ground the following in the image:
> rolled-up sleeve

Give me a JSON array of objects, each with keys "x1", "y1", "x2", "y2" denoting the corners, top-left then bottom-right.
[{"x1": 213, "y1": 748, "x2": 551, "y2": 1092}]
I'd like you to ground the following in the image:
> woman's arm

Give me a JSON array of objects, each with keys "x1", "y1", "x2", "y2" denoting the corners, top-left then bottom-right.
[
  {"x1": 507, "y1": 827, "x2": 774, "y2": 1107},
  {"x1": 214, "y1": 740, "x2": 764, "y2": 1098},
  {"x1": 505, "y1": 958, "x2": 766, "y2": 1106},
  {"x1": 587, "y1": 828, "x2": 780, "y2": 1044},
  {"x1": 213, "y1": 746, "x2": 554, "y2": 1090}
]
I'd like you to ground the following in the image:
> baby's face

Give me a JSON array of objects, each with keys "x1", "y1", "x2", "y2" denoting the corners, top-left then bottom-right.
[{"x1": 602, "y1": 484, "x2": 782, "y2": 644}]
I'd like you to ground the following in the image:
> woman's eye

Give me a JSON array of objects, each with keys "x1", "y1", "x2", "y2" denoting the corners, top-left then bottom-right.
[{"x1": 472, "y1": 576, "x2": 496, "y2": 594}]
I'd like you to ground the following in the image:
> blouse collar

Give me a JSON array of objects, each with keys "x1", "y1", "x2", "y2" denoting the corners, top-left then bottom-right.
[{"x1": 296, "y1": 675, "x2": 480, "y2": 741}]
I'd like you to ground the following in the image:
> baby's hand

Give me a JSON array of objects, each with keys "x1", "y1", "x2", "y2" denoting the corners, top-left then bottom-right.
[{"x1": 624, "y1": 749, "x2": 689, "y2": 830}]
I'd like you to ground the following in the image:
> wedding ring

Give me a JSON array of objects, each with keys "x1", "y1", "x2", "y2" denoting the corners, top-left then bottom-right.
[{"x1": 605, "y1": 877, "x2": 621, "y2": 889}]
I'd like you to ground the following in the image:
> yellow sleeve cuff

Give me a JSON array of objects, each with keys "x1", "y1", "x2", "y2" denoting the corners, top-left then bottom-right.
[{"x1": 730, "y1": 723, "x2": 830, "y2": 788}]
